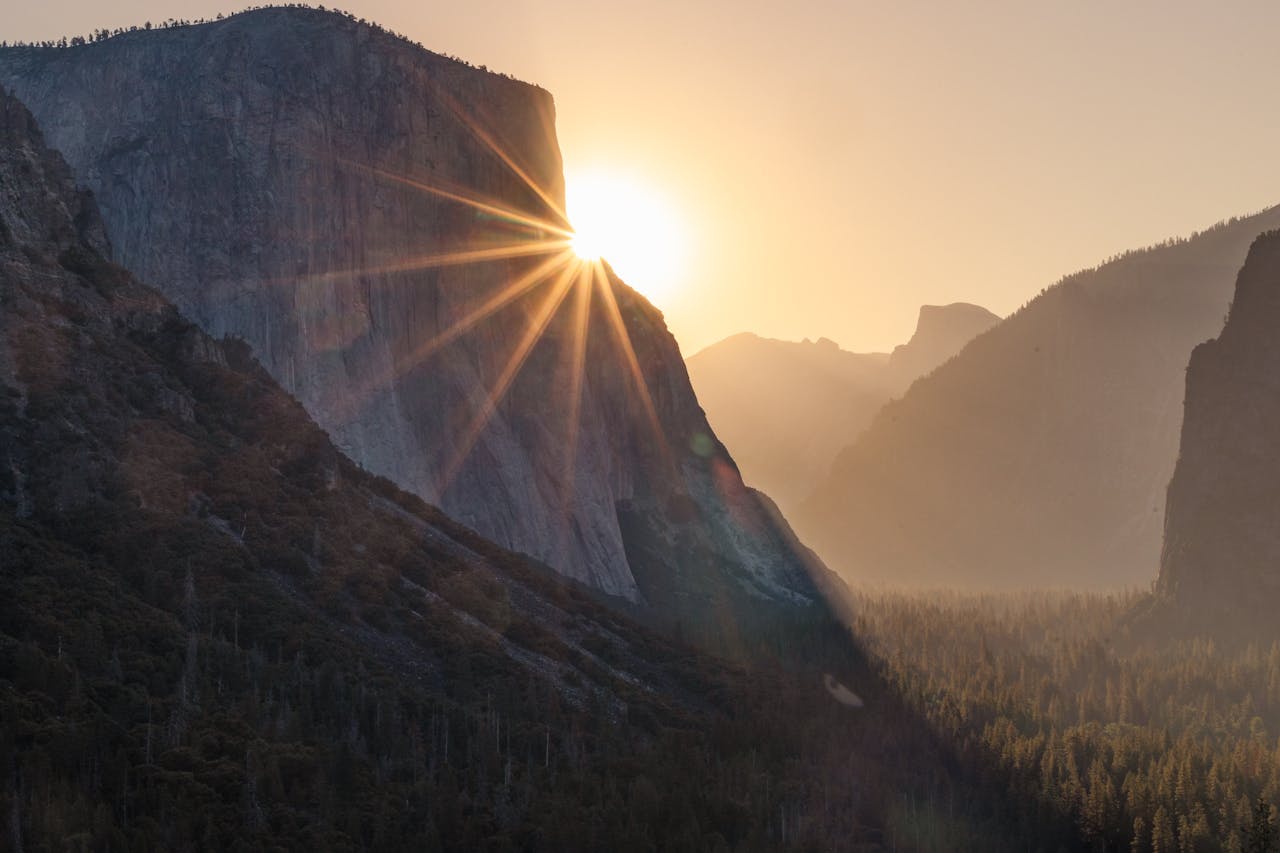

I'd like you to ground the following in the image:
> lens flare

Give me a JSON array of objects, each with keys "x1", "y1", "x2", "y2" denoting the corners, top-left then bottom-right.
[{"x1": 566, "y1": 170, "x2": 686, "y2": 303}]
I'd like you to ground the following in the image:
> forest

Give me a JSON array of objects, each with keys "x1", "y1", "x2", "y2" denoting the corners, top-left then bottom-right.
[
  {"x1": 853, "y1": 590, "x2": 1280, "y2": 852},
  {"x1": 0, "y1": 129, "x2": 991, "y2": 848},
  {"x1": 7, "y1": 7, "x2": 1280, "y2": 852}
]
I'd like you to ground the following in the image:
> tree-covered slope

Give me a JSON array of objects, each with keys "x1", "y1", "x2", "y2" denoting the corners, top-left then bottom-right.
[
  {"x1": 0, "y1": 82, "x2": 1018, "y2": 851},
  {"x1": 798, "y1": 206, "x2": 1280, "y2": 589},
  {"x1": 0, "y1": 7, "x2": 826, "y2": 624}
]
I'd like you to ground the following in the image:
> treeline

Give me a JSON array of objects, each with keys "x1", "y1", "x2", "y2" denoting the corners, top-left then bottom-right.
[
  {"x1": 0, "y1": 290, "x2": 871, "y2": 850},
  {"x1": 0, "y1": 172, "x2": 1002, "y2": 848},
  {"x1": 0, "y1": 4, "x2": 518, "y2": 79},
  {"x1": 1005, "y1": 207, "x2": 1268, "y2": 315},
  {"x1": 852, "y1": 589, "x2": 1280, "y2": 852}
]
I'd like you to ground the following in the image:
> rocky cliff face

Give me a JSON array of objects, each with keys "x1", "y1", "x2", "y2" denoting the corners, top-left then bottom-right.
[
  {"x1": 796, "y1": 207, "x2": 1280, "y2": 589},
  {"x1": 0, "y1": 85, "x2": 918, "y2": 847},
  {"x1": 1157, "y1": 231, "x2": 1280, "y2": 615},
  {"x1": 0, "y1": 8, "x2": 826, "y2": 621},
  {"x1": 686, "y1": 303, "x2": 996, "y2": 519},
  {"x1": 0, "y1": 79, "x2": 706, "y2": 727}
]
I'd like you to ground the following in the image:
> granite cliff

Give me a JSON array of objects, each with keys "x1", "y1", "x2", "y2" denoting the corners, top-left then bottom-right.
[
  {"x1": 796, "y1": 207, "x2": 1280, "y2": 589},
  {"x1": 1157, "y1": 231, "x2": 1280, "y2": 619},
  {"x1": 0, "y1": 8, "x2": 826, "y2": 622},
  {"x1": 0, "y1": 84, "x2": 924, "y2": 848},
  {"x1": 686, "y1": 303, "x2": 997, "y2": 517}
]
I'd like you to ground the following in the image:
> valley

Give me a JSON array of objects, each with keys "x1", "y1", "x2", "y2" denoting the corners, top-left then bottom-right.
[{"x1": 4, "y1": 5, "x2": 1280, "y2": 852}]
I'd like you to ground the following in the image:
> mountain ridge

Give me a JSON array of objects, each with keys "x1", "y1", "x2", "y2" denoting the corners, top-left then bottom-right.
[
  {"x1": 796, "y1": 203, "x2": 1280, "y2": 589},
  {"x1": 887, "y1": 302, "x2": 1000, "y2": 385},
  {"x1": 685, "y1": 302, "x2": 998, "y2": 518},
  {"x1": 0, "y1": 7, "x2": 827, "y2": 628},
  {"x1": 0, "y1": 81, "x2": 937, "y2": 848}
]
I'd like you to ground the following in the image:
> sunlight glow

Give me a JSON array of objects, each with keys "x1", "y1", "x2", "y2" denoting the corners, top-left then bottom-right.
[
  {"x1": 567, "y1": 171, "x2": 686, "y2": 302},
  {"x1": 318, "y1": 104, "x2": 675, "y2": 517}
]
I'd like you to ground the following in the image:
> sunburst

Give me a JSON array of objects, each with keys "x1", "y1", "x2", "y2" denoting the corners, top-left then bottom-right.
[{"x1": 298, "y1": 95, "x2": 675, "y2": 521}]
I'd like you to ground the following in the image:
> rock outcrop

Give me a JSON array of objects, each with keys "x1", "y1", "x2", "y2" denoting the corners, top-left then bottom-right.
[
  {"x1": 0, "y1": 84, "x2": 915, "y2": 848},
  {"x1": 685, "y1": 303, "x2": 997, "y2": 518},
  {"x1": 0, "y1": 78, "x2": 702, "y2": 722},
  {"x1": 796, "y1": 206, "x2": 1280, "y2": 589},
  {"x1": 1157, "y1": 231, "x2": 1280, "y2": 616},
  {"x1": 0, "y1": 8, "x2": 827, "y2": 622},
  {"x1": 885, "y1": 303, "x2": 1000, "y2": 388}
]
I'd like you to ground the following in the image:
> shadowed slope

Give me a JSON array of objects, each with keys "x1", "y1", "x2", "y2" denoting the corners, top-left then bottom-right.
[
  {"x1": 797, "y1": 206, "x2": 1280, "y2": 589},
  {"x1": 686, "y1": 303, "x2": 998, "y2": 518},
  {"x1": 1157, "y1": 231, "x2": 1280, "y2": 625},
  {"x1": 0, "y1": 81, "x2": 999, "y2": 851},
  {"x1": 0, "y1": 8, "x2": 825, "y2": 630}
]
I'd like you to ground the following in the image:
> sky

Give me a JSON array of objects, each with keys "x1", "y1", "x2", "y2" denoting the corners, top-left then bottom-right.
[{"x1": 10, "y1": 1, "x2": 1280, "y2": 355}]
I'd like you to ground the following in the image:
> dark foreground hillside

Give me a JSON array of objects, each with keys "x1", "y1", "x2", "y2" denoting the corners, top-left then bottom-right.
[
  {"x1": 0, "y1": 6, "x2": 830, "y2": 627},
  {"x1": 0, "y1": 84, "x2": 1050, "y2": 851}
]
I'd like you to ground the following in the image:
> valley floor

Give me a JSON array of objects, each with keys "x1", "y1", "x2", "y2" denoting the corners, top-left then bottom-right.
[{"x1": 851, "y1": 588, "x2": 1280, "y2": 852}]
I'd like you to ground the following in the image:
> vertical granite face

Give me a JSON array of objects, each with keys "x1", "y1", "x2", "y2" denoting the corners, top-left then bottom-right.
[
  {"x1": 1158, "y1": 231, "x2": 1280, "y2": 614},
  {"x1": 0, "y1": 8, "x2": 827, "y2": 616}
]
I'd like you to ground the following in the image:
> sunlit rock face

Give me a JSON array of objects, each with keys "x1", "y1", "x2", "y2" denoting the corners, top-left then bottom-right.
[
  {"x1": 0, "y1": 8, "x2": 827, "y2": 621},
  {"x1": 1158, "y1": 231, "x2": 1280, "y2": 615}
]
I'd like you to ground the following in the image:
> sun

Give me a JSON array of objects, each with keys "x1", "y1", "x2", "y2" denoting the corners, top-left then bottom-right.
[{"x1": 566, "y1": 170, "x2": 686, "y2": 302}]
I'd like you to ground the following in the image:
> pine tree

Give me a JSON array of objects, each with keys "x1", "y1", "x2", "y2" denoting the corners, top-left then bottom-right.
[{"x1": 1245, "y1": 797, "x2": 1276, "y2": 853}]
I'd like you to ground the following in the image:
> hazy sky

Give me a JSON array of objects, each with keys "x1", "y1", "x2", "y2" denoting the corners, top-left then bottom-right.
[{"x1": 10, "y1": 1, "x2": 1280, "y2": 354}]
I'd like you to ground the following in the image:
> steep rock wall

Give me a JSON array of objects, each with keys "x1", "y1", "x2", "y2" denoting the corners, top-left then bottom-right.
[
  {"x1": 1158, "y1": 231, "x2": 1280, "y2": 614},
  {"x1": 0, "y1": 8, "x2": 826, "y2": 618}
]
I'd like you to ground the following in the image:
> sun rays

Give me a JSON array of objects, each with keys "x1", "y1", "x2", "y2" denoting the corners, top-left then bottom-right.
[
  {"x1": 296, "y1": 96, "x2": 674, "y2": 519},
  {"x1": 425, "y1": 250, "x2": 671, "y2": 509},
  {"x1": 434, "y1": 260, "x2": 579, "y2": 494}
]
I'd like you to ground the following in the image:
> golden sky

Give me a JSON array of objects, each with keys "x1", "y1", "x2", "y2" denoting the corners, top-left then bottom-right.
[{"x1": 11, "y1": 1, "x2": 1280, "y2": 354}]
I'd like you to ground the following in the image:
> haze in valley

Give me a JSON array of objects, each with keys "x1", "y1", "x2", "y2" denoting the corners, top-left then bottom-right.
[
  {"x1": 9, "y1": 5, "x2": 1280, "y2": 851},
  {"x1": 12, "y1": 1, "x2": 1280, "y2": 356}
]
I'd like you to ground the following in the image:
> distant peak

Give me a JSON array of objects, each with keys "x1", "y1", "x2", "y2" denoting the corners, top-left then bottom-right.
[
  {"x1": 915, "y1": 302, "x2": 1000, "y2": 323},
  {"x1": 883, "y1": 301, "x2": 1000, "y2": 384},
  {"x1": 907, "y1": 303, "x2": 1000, "y2": 342}
]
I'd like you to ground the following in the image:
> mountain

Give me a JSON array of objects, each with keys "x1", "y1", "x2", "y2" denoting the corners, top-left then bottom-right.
[
  {"x1": 1157, "y1": 231, "x2": 1280, "y2": 621},
  {"x1": 796, "y1": 206, "x2": 1280, "y2": 589},
  {"x1": 885, "y1": 303, "x2": 1000, "y2": 388},
  {"x1": 0, "y1": 81, "x2": 981, "y2": 850},
  {"x1": 0, "y1": 8, "x2": 825, "y2": 628},
  {"x1": 685, "y1": 303, "x2": 997, "y2": 516},
  {"x1": 685, "y1": 334, "x2": 889, "y2": 515}
]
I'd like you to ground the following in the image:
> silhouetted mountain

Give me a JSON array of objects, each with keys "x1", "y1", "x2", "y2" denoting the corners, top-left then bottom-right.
[
  {"x1": 686, "y1": 303, "x2": 997, "y2": 517},
  {"x1": 797, "y1": 206, "x2": 1280, "y2": 589},
  {"x1": 0, "y1": 7, "x2": 825, "y2": 633},
  {"x1": 686, "y1": 334, "x2": 890, "y2": 513},
  {"x1": 885, "y1": 303, "x2": 1000, "y2": 388},
  {"x1": 1157, "y1": 231, "x2": 1280, "y2": 621},
  {"x1": 0, "y1": 82, "x2": 983, "y2": 851}
]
